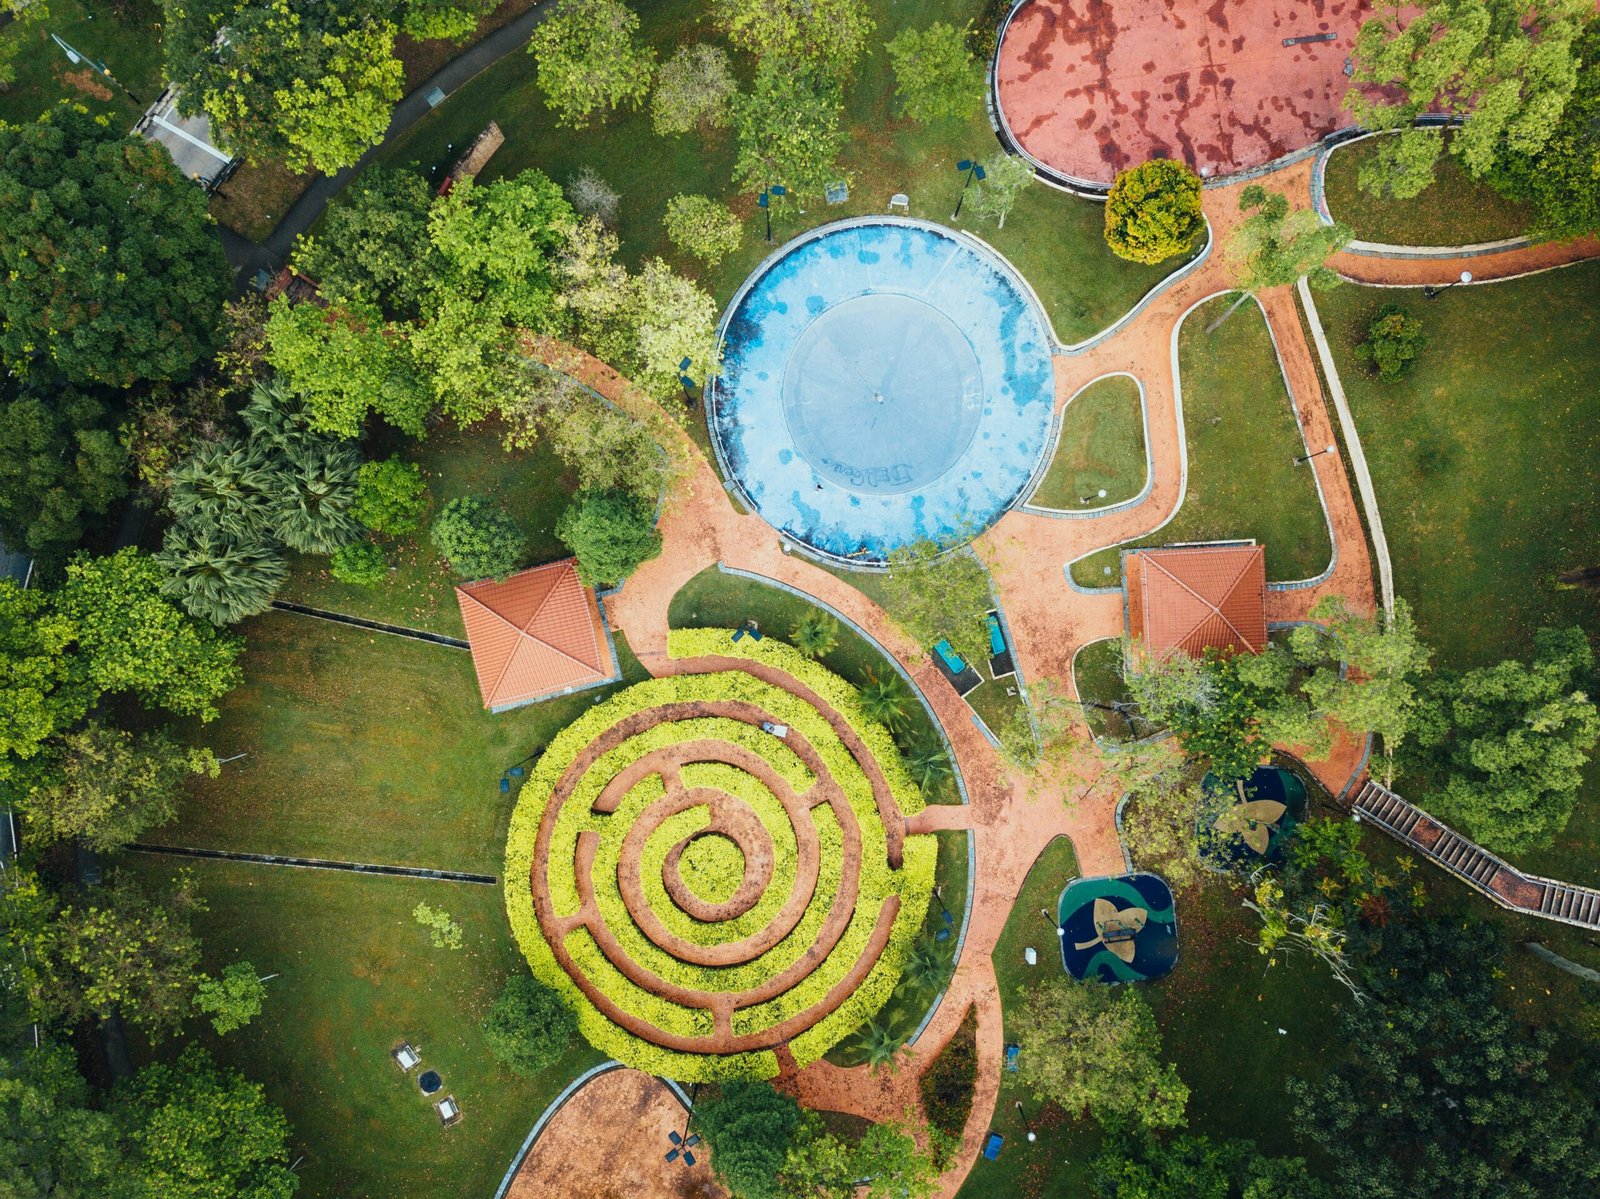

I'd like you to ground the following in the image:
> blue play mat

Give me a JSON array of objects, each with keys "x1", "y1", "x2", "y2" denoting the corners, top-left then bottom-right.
[{"x1": 1058, "y1": 872, "x2": 1179, "y2": 983}]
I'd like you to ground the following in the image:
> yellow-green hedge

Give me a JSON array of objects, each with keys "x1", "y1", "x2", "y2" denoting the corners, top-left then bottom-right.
[{"x1": 504, "y1": 636, "x2": 936, "y2": 1081}]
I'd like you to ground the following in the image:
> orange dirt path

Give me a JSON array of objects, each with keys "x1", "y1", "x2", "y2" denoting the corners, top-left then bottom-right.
[
  {"x1": 505, "y1": 1067, "x2": 723, "y2": 1199},
  {"x1": 524, "y1": 157, "x2": 1395, "y2": 1195}
]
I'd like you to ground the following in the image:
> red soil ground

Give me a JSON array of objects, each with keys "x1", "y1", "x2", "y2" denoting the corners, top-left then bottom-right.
[
  {"x1": 505, "y1": 1067, "x2": 724, "y2": 1199},
  {"x1": 995, "y1": 0, "x2": 1381, "y2": 185}
]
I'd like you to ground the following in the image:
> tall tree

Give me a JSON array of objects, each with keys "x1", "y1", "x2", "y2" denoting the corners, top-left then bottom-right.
[
  {"x1": 154, "y1": 524, "x2": 289, "y2": 626},
  {"x1": 269, "y1": 441, "x2": 362, "y2": 555},
  {"x1": 879, "y1": 541, "x2": 994, "y2": 669},
  {"x1": 651, "y1": 43, "x2": 738, "y2": 136},
  {"x1": 1214, "y1": 185, "x2": 1349, "y2": 330},
  {"x1": 555, "y1": 488, "x2": 662, "y2": 587},
  {"x1": 780, "y1": 1117, "x2": 938, "y2": 1199},
  {"x1": 1092, "y1": 1132, "x2": 1331, "y2": 1199},
  {"x1": 270, "y1": 19, "x2": 405, "y2": 173},
  {"x1": 55, "y1": 549, "x2": 244, "y2": 720},
  {"x1": 18, "y1": 720, "x2": 218, "y2": 851},
  {"x1": 194, "y1": 962, "x2": 268, "y2": 1035},
  {"x1": 1290, "y1": 917, "x2": 1600, "y2": 1199},
  {"x1": 716, "y1": 0, "x2": 875, "y2": 76},
  {"x1": 1411, "y1": 625, "x2": 1598, "y2": 853},
  {"x1": 0, "y1": 103, "x2": 227, "y2": 387},
  {"x1": 480, "y1": 972, "x2": 577, "y2": 1076},
  {"x1": 527, "y1": 0, "x2": 655, "y2": 128},
  {"x1": 0, "y1": 580, "x2": 89, "y2": 783},
  {"x1": 0, "y1": 1043, "x2": 126, "y2": 1198},
  {"x1": 731, "y1": 63, "x2": 847, "y2": 199},
  {"x1": 631, "y1": 258, "x2": 719, "y2": 398},
  {"x1": 885, "y1": 22, "x2": 980, "y2": 125},
  {"x1": 1014, "y1": 977, "x2": 1188, "y2": 1132},
  {"x1": 1347, "y1": 0, "x2": 1593, "y2": 191},
  {"x1": 696, "y1": 1081, "x2": 803, "y2": 1199},
  {"x1": 0, "y1": 388, "x2": 128, "y2": 555},
  {"x1": 966, "y1": 152, "x2": 1034, "y2": 229},
  {"x1": 294, "y1": 166, "x2": 436, "y2": 317}
]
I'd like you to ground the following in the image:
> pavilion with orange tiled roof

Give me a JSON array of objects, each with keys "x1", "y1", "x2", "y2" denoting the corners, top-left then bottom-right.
[
  {"x1": 455, "y1": 559, "x2": 620, "y2": 712},
  {"x1": 1123, "y1": 543, "x2": 1267, "y2": 660}
]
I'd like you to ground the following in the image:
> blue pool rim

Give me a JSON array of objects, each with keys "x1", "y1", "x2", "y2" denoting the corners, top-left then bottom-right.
[{"x1": 706, "y1": 216, "x2": 1060, "y2": 570}]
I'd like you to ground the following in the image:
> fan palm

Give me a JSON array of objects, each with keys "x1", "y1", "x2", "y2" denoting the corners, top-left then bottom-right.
[
  {"x1": 154, "y1": 523, "x2": 287, "y2": 625},
  {"x1": 270, "y1": 442, "x2": 363, "y2": 555},
  {"x1": 167, "y1": 438, "x2": 279, "y2": 541},
  {"x1": 241, "y1": 377, "x2": 319, "y2": 452},
  {"x1": 904, "y1": 740, "x2": 952, "y2": 791},
  {"x1": 858, "y1": 672, "x2": 908, "y2": 731},
  {"x1": 789, "y1": 610, "x2": 839, "y2": 659},
  {"x1": 902, "y1": 934, "x2": 949, "y2": 993}
]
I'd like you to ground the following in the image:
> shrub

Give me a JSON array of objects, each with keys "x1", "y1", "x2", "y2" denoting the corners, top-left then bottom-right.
[
  {"x1": 567, "y1": 167, "x2": 621, "y2": 228},
  {"x1": 430, "y1": 496, "x2": 525, "y2": 580},
  {"x1": 679, "y1": 833, "x2": 746, "y2": 903},
  {"x1": 329, "y1": 540, "x2": 388, "y2": 585},
  {"x1": 651, "y1": 43, "x2": 737, "y2": 135},
  {"x1": 885, "y1": 21, "x2": 979, "y2": 125},
  {"x1": 919, "y1": 1005, "x2": 978, "y2": 1165},
  {"x1": 664, "y1": 194, "x2": 743, "y2": 266},
  {"x1": 351, "y1": 455, "x2": 428, "y2": 534},
  {"x1": 481, "y1": 973, "x2": 578, "y2": 1076},
  {"x1": 789, "y1": 610, "x2": 839, "y2": 659},
  {"x1": 1356, "y1": 303, "x2": 1427, "y2": 382},
  {"x1": 555, "y1": 488, "x2": 662, "y2": 587},
  {"x1": 1104, "y1": 159, "x2": 1205, "y2": 265},
  {"x1": 412, "y1": 902, "x2": 462, "y2": 950}
]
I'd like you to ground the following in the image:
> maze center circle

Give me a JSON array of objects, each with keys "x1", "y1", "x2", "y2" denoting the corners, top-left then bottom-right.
[
  {"x1": 781, "y1": 294, "x2": 982, "y2": 494},
  {"x1": 507, "y1": 660, "x2": 937, "y2": 1078}
]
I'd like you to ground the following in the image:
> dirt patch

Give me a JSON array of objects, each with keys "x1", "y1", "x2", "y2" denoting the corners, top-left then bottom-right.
[
  {"x1": 506, "y1": 1067, "x2": 725, "y2": 1199},
  {"x1": 59, "y1": 67, "x2": 113, "y2": 101}
]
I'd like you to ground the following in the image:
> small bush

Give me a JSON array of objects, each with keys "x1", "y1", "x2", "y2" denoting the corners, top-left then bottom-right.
[
  {"x1": 430, "y1": 496, "x2": 525, "y2": 581},
  {"x1": 329, "y1": 540, "x2": 389, "y2": 585},
  {"x1": 352, "y1": 455, "x2": 428, "y2": 535},
  {"x1": 664, "y1": 194, "x2": 743, "y2": 267},
  {"x1": 1357, "y1": 303, "x2": 1427, "y2": 382},
  {"x1": 1104, "y1": 159, "x2": 1205, "y2": 265},
  {"x1": 568, "y1": 167, "x2": 620, "y2": 228},
  {"x1": 481, "y1": 973, "x2": 578, "y2": 1076},
  {"x1": 789, "y1": 610, "x2": 839, "y2": 659},
  {"x1": 651, "y1": 43, "x2": 736, "y2": 135},
  {"x1": 412, "y1": 902, "x2": 462, "y2": 950},
  {"x1": 919, "y1": 1005, "x2": 978, "y2": 1165}
]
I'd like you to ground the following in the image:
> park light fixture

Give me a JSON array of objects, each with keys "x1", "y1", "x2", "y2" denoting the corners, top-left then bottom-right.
[
  {"x1": 1294, "y1": 442, "x2": 1338, "y2": 466},
  {"x1": 1424, "y1": 269, "x2": 1472, "y2": 300},
  {"x1": 759, "y1": 184, "x2": 788, "y2": 242},
  {"x1": 951, "y1": 159, "x2": 987, "y2": 219}
]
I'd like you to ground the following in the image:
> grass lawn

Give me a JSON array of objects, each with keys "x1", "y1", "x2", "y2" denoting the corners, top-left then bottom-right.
[
  {"x1": 0, "y1": 2, "x2": 164, "y2": 128},
  {"x1": 1028, "y1": 376, "x2": 1147, "y2": 511},
  {"x1": 1323, "y1": 134, "x2": 1531, "y2": 246},
  {"x1": 116, "y1": 854, "x2": 602, "y2": 1199},
  {"x1": 1071, "y1": 295, "x2": 1333, "y2": 588},
  {"x1": 668, "y1": 565, "x2": 962, "y2": 804},
  {"x1": 828, "y1": 828, "x2": 972, "y2": 1066},
  {"x1": 956, "y1": 835, "x2": 1095, "y2": 1199},
  {"x1": 1071, "y1": 638, "x2": 1137, "y2": 741},
  {"x1": 156, "y1": 611, "x2": 647, "y2": 875},
  {"x1": 279, "y1": 420, "x2": 575, "y2": 638},
  {"x1": 1308, "y1": 268, "x2": 1600, "y2": 884},
  {"x1": 373, "y1": 0, "x2": 1189, "y2": 344}
]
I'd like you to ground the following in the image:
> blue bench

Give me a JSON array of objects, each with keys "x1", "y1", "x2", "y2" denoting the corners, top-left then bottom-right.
[{"x1": 983, "y1": 1132, "x2": 1004, "y2": 1160}]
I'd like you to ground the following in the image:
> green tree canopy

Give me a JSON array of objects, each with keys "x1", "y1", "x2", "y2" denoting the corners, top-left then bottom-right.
[
  {"x1": 352, "y1": 454, "x2": 429, "y2": 535},
  {"x1": 555, "y1": 488, "x2": 662, "y2": 587},
  {"x1": 732, "y1": 63, "x2": 847, "y2": 199},
  {"x1": 879, "y1": 541, "x2": 993, "y2": 669},
  {"x1": 1104, "y1": 159, "x2": 1206, "y2": 265},
  {"x1": 716, "y1": 0, "x2": 874, "y2": 75},
  {"x1": 1356, "y1": 303, "x2": 1429, "y2": 381},
  {"x1": 0, "y1": 580, "x2": 89, "y2": 783},
  {"x1": 1347, "y1": 0, "x2": 1593, "y2": 189},
  {"x1": 194, "y1": 962, "x2": 268, "y2": 1036},
  {"x1": 696, "y1": 1080, "x2": 803, "y2": 1199},
  {"x1": 0, "y1": 1043, "x2": 127, "y2": 1198},
  {"x1": 295, "y1": 166, "x2": 436, "y2": 318},
  {"x1": 0, "y1": 387, "x2": 127, "y2": 555},
  {"x1": 1290, "y1": 917, "x2": 1600, "y2": 1199},
  {"x1": 1092, "y1": 1131, "x2": 1331, "y2": 1199},
  {"x1": 1227, "y1": 185, "x2": 1350, "y2": 296},
  {"x1": 663, "y1": 194, "x2": 744, "y2": 266},
  {"x1": 967, "y1": 152, "x2": 1034, "y2": 229},
  {"x1": 480, "y1": 972, "x2": 577, "y2": 1077},
  {"x1": 631, "y1": 258, "x2": 719, "y2": 397},
  {"x1": 154, "y1": 524, "x2": 289, "y2": 626},
  {"x1": 1410, "y1": 625, "x2": 1598, "y2": 853},
  {"x1": 528, "y1": 0, "x2": 655, "y2": 128},
  {"x1": 1015, "y1": 977, "x2": 1189, "y2": 1131},
  {"x1": 0, "y1": 103, "x2": 227, "y2": 387},
  {"x1": 430, "y1": 496, "x2": 525, "y2": 581},
  {"x1": 885, "y1": 22, "x2": 980, "y2": 125},
  {"x1": 780, "y1": 1117, "x2": 938, "y2": 1199},
  {"x1": 18, "y1": 720, "x2": 218, "y2": 851},
  {"x1": 651, "y1": 43, "x2": 738, "y2": 136}
]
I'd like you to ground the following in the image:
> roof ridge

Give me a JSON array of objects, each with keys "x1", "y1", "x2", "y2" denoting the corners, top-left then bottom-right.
[{"x1": 517, "y1": 570, "x2": 603, "y2": 672}]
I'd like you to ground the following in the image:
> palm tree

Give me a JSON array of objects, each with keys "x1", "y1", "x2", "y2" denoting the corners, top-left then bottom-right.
[
  {"x1": 241, "y1": 377, "x2": 318, "y2": 452},
  {"x1": 167, "y1": 438, "x2": 279, "y2": 542},
  {"x1": 904, "y1": 740, "x2": 952, "y2": 791},
  {"x1": 902, "y1": 934, "x2": 949, "y2": 993},
  {"x1": 861, "y1": 1018, "x2": 905, "y2": 1073},
  {"x1": 270, "y1": 442, "x2": 363, "y2": 555},
  {"x1": 154, "y1": 524, "x2": 287, "y2": 625},
  {"x1": 858, "y1": 672, "x2": 908, "y2": 731},
  {"x1": 789, "y1": 610, "x2": 839, "y2": 659}
]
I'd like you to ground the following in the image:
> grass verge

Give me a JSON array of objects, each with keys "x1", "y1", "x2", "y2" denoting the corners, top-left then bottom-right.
[
  {"x1": 1071, "y1": 639, "x2": 1135, "y2": 741},
  {"x1": 1028, "y1": 376, "x2": 1147, "y2": 511},
  {"x1": 1070, "y1": 294, "x2": 1333, "y2": 588},
  {"x1": 1322, "y1": 134, "x2": 1530, "y2": 246},
  {"x1": 0, "y1": 2, "x2": 163, "y2": 127}
]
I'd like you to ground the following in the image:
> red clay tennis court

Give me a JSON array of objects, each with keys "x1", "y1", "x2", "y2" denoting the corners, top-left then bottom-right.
[{"x1": 994, "y1": 0, "x2": 1382, "y2": 187}]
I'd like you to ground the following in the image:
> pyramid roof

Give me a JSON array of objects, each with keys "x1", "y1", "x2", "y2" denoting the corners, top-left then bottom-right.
[{"x1": 1126, "y1": 544, "x2": 1267, "y2": 659}]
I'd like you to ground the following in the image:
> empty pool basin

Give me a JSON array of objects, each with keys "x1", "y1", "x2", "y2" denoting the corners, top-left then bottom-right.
[{"x1": 711, "y1": 219, "x2": 1056, "y2": 562}]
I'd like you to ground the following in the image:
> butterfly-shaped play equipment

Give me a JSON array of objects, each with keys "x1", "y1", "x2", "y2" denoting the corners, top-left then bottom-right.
[
  {"x1": 1214, "y1": 779, "x2": 1287, "y2": 855},
  {"x1": 1073, "y1": 898, "x2": 1148, "y2": 964}
]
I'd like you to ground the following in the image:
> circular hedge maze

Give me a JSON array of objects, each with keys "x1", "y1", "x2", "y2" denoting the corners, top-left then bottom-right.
[{"x1": 505, "y1": 630, "x2": 937, "y2": 1080}]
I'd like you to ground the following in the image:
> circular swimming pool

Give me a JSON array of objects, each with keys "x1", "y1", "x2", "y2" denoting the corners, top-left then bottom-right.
[{"x1": 711, "y1": 219, "x2": 1056, "y2": 562}]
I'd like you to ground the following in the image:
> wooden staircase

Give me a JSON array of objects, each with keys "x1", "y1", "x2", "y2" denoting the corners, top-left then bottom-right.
[{"x1": 1348, "y1": 779, "x2": 1600, "y2": 931}]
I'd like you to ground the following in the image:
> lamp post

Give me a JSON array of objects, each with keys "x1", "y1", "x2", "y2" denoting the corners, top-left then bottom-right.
[
  {"x1": 49, "y1": 33, "x2": 142, "y2": 105},
  {"x1": 1015, "y1": 1100, "x2": 1037, "y2": 1143},
  {"x1": 1293, "y1": 442, "x2": 1337, "y2": 467},
  {"x1": 759, "y1": 184, "x2": 787, "y2": 242},
  {"x1": 1080, "y1": 487, "x2": 1108, "y2": 505},
  {"x1": 1424, "y1": 269, "x2": 1472, "y2": 300},
  {"x1": 678, "y1": 357, "x2": 697, "y2": 407},
  {"x1": 951, "y1": 159, "x2": 986, "y2": 219}
]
